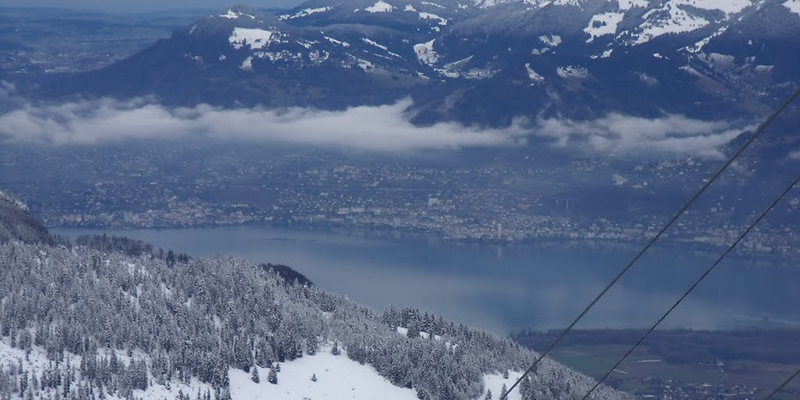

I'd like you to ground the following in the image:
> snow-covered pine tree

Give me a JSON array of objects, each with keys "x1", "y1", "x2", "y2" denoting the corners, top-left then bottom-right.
[{"x1": 251, "y1": 366, "x2": 260, "y2": 384}]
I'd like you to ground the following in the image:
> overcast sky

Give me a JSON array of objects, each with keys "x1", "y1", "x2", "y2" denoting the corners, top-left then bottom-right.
[{"x1": 1, "y1": 0, "x2": 305, "y2": 12}]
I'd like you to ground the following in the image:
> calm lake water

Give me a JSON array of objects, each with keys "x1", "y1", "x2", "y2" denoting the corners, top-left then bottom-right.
[{"x1": 54, "y1": 225, "x2": 800, "y2": 334}]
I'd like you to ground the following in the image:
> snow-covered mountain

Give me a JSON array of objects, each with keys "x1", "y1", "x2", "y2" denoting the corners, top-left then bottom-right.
[
  {"x1": 44, "y1": 0, "x2": 800, "y2": 124},
  {"x1": 0, "y1": 231, "x2": 629, "y2": 400}
]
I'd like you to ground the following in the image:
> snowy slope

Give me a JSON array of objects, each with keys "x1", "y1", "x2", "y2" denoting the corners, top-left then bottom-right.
[
  {"x1": 0, "y1": 338, "x2": 214, "y2": 400},
  {"x1": 229, "y1": 345, "x2": 417, "y2": 400}
]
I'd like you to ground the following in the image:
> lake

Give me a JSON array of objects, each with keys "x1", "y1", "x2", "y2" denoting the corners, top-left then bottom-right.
[{"x1": 53, "y1": 224, "x2": 800, "y2": 334}]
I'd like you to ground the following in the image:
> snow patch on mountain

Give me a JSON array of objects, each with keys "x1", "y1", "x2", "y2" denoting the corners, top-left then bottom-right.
[
  {"x1": 525, "y1": 63, "x2": 545, "y2": 84},
  {"x1": 785, "y1": 0, "x2": 800, "y2": 15},
  {"x1": 363, "y1": 38, "x2": 403, "y2": 58},
  {"x1": 590, "y1": 48, "x2": 614, "y2": 59},
  {"x1": 632, "y1": 2, "x2": 709, "y2": 45},
  {"x1": 219, "y1": 9, "x2": 256, "y2": 20},
  {"x1": 584, "y1": 12, "x2": 625, "y2": 43},
  {"x1": 475, "y1": 0, "x2": 503, "y2": 8},
  {"x1": 420, "y1": 12, "x2": 449, "y2": 25},
  {"x1": 324, "y1": 36, "x2": 351, "y2": 47},
  {"x1": 557, "y1": 65, "x2": 589, "y2": 79},
  {"x1": 241, "y1": 56, "x2": 253, "y2": 70},
  {"x1": 366, "y1": 0, "x2": 395, "y2": 13},
  {"x1": 677, "y1": 0, "x2": 752, "y2": 14},
  {"x1": 405, "y1": 4, "x2": 417, "y2": 11},
  {"x1": 414, "y1": 39, "x2": 439, "y2": 65},
  {"x1": 279, "y1": 6, "x2": 332, "y2": 20},
  {"x1": 553, "y1": 0, "x2": 584, "y2": 6},
  {"x1": 229, "y1": 28, "x2": 277, "y2": 50},
  {"x1": 228, "y1": 346, "x2": 418, "y2": 400},
  {"x1": 357, "y1": 58, "x2": 375, "y2": 71},
  {"x1": 363, "y1": 38, "x2": 389, "y2": 51},
  {"x1": 539, "y1": 35, "x2": 562, "y2": 47},
  {"x1": 688, "y1": 25, "x2": 728, "y2": 52},
  {"x1": 617, "y1": 0, "x2": 648, "y2": 10},
  {"x1": 422, "y1": 1, "x2": 445, "y2": 8}
]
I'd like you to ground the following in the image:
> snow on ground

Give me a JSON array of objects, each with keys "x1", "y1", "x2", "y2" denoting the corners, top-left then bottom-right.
[
  {"x1": 0, "y1": 337, "x2": 79, "y2": 383},
  {"x1": 539, "y1": 35, "x2": 562, "y2": 47},
  {"x1": 557, "y1": 65, "x2": 589, "y2": 79},
  {"x1": 419, "y1": 12, "x2": 449, "y2": 25},
  {"x1": 229, "y1": 28, "x2": 277, "y2": 50},
  {"x1": 404, "y1": 4, "x2": 417, "y2": 11},
  {"x1": 357, "y1": 58, "x2": 375, "y2": 71},
  {"x1": 363, "y1": 38, "x2": 388, "y2": 51},
  {"x1": 241, "y1": 56, "x2": 253, "y2": 70},
  {"x1": 219, "y1": 9, "x2": 256, "y2": 20},
  {"x1": 617, "y1": 0, "x2": 648, "y2": 10},
  {"x1": 629, "y1": 0, "x2": 751, "y2": 46},
  {"x1": 279, "y1": 6, "x2": 332, "y2": 20},
  {"x1": 0, "y1": 338, "x2": 212, "y2": 400},
  {"x1": 673, "y1": 0, "x2": 752, "y2": 15},
  {"x1": 785, "y1": 0, "x2": 800, "y2": 15},
  {"x1": 365, "y1": 1, "x2": 395, "y2": 13},
  {"x1": 414, "y1": 39, "x2": 439, "y2": 65},
  {"x1": 421, "y1": 1, "x2": 445, "y2": 9},
  {"x1": 481, "y1": 371, "x2": 523, "y2": 400},
  {"x1": 553, "y1": 0, "x2": 583, "y2": 6},
  {"x1": 584, "y1": 12, "x2": 624, "y2": 43},
  {"x1": 363, "y1": 38, "x2": 402, "y2": 58},
  {"x1": 229, "y1": 346, "x2": 417, "y2": 400},
  {"x1": 324, "y1": 36, "x2": 351, "y2": 47},
  {"x1": 133, "y1": 380, "x2": 211, "y2": 400},
  {"x1": 525, "y1": 63, "x2": 545, "y2": 84},
  {"x1": 632, "y1": 2, "x2": 709, "y2": 45}
]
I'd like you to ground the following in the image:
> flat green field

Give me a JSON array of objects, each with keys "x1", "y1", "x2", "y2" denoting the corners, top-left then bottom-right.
[{"x1": 514, "y1": 329, "x2": 800, "y2": 399}]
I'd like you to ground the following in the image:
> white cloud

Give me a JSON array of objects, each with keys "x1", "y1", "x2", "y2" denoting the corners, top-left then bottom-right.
[
  {"x1": 532, "y1": 113, "x2": 749, "y2": 158},
  {"x1": 0, "y1": 98, "x2": 747, "y2": 157},
  {"x1": 0, "y1": 98, "x2": 527, "y2": 151}
]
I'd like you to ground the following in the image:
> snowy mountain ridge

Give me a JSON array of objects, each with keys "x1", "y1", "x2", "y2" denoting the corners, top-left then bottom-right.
[{"x1": 47, "y1": 0, "x2": 800, "y2": 125}]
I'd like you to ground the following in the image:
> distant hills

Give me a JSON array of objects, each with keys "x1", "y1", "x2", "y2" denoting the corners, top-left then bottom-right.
[{"x1": 41, "y1": 0, "x2": 800, "y2": 125}]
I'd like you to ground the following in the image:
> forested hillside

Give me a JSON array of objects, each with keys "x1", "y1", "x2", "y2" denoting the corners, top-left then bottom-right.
[
  {"x1": 0, "y1": 191, "x2": 59, "y2": 246},
  {"x1": 0, "y1": 239, "x2": 627, "y2": 399}
]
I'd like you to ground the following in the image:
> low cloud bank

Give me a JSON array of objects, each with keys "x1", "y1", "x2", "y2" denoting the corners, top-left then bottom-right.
[
  {"x1": 533, "y1": 113, "x2": 749, "y2": 158},
  {"x1": 0, "y1": 97, "x2": 746, "y2": 156}
]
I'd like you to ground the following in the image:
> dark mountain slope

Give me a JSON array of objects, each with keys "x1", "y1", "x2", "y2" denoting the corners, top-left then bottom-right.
[{"x1": 36, "y1": 0, "x2": 800, "y2": 125}]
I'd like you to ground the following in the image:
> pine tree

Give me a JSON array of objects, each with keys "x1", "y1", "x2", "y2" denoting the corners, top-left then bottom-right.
[
  {"x1": 416, "y1": 388, "x2": 430, "y2": 400},
  {"x1": 18, "y1": 371, "x2": 28, "y2": 398},
  {"x1": 500, "y1": 383, "x2": 508, "y2": 399},
  {"x1": 311, "y1": 373, "x2": 317, "y2": 382},
  {"x1": 267, "y1": 367, "x2": 277, "y2": 385},
  {"x1": 331, "y1": 343, "x2": 341, "y2": 356},
  {"x1": 485, "y1": 389, "x2": 493, "y2": 400},
  {"x1": 250, "y1": 366, "x2": 260, "y2": 384}
]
